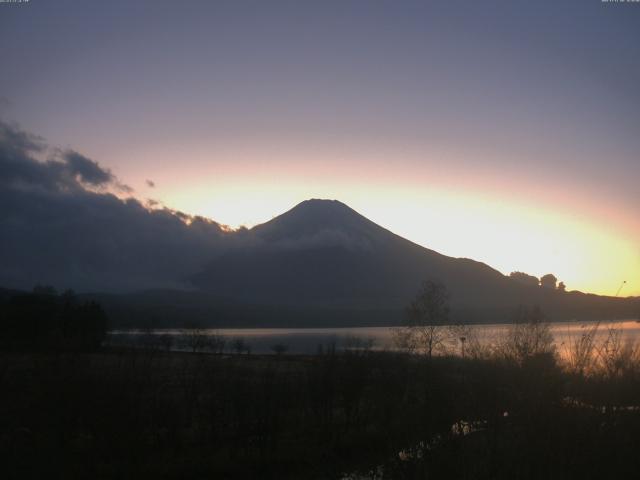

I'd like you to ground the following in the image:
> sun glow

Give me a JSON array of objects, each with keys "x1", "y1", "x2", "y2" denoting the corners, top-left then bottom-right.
[{"x1": 157, "y1": 175, "x2": 639, "y2": 298}]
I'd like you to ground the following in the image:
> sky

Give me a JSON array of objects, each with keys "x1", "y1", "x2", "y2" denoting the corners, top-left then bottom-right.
[{"x1": 1, "y1": 0, "x2": 639, "y2": 296}]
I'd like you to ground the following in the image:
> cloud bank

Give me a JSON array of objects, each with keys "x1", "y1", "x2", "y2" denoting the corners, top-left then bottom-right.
[{"x1": 0, "y1": 119, "x2": 232, "y2": 292}]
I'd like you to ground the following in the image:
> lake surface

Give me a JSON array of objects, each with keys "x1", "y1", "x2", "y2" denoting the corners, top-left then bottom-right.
[{"x1": 108, "y1": 319, "x2": 640, "y2": 355}]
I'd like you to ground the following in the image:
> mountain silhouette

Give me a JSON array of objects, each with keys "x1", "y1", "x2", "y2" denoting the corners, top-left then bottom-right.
[
  {"x1": 251, "y1": 199, "x2": 397, "y2": 246},
  {"x1": 187, "y1": 199, "x2": 634, "y2": 324}
]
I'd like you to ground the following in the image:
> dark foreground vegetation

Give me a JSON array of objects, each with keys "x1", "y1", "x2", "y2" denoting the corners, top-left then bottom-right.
[
  {"x1": 3, "y1": 287, "x2": 640, "y2": 479},
  {"x1": 2, "y1": 342, "x2": 640, "y2": 479}
]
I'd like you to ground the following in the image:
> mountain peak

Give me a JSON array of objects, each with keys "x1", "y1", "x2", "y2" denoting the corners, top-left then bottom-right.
[
  {"x1": 251, "y1": 198, "x2": 387, "y2": 243},
  {"x1": 293, "y1": 198, "x2": 351, "y2": 212}
]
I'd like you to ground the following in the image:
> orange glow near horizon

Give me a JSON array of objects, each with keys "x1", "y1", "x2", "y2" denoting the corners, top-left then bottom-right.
[
  {"x1": 99, "y1": 139, "x2": 640, "y2": 299},
  {"x1": 150, "y1": 172, "x2": 639, "y2": 298}
]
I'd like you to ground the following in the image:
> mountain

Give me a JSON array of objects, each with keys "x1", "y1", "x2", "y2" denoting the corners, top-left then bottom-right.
[
  {"x1": 193, "y1": 199, "x2": 505, "y2": 307},
  {"x1": 188, "y1": 199, "x2": 637, "y2": 324}
]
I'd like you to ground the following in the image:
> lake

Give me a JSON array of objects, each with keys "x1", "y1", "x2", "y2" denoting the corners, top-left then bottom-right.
[{"x1": 108, "y1": 319, "x2": 640, "y2": 355}]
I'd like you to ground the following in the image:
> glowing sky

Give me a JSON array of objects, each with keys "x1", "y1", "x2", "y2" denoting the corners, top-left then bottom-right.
[{"x1": 1, "y1": 0, "x2": 639, "y2": 296}]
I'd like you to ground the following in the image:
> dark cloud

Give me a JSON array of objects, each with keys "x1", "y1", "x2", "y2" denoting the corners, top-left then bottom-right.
[
  {"x1": 63, "y1": 150, "x2": 114, "y2": 186},
  {"x1": 146, "y1": 179, "x2": 155, "y2": 188},
  {"x1": 117, "y1": 182, "x2": 134, "y2": 194},
  {"x1": 0, "y1": 119, "x2": 233, "y2": 292}
]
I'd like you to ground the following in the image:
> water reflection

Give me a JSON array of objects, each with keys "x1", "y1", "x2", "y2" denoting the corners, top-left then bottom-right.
[{"x1": 107, "y1": 320, "x2": 640, "y2": 355}]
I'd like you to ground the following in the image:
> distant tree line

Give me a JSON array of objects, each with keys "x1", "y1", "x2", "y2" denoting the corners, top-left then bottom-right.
[
  {"x1": 0, "y1": 286, "x2": 107, "y2": 351},
  {"x1": 510, "y1": 271, "x2": 566, "y2": 291}
]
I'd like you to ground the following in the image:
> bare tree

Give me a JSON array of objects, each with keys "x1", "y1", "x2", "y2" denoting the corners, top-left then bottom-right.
[
  {"x1": 232, "y1": 337, "x2": 250, "y2": 355},
  {"x1": 595, "y1": 325, "x2": 639, "y2": 379},
  {"x1": 185, "y1": 327, "x2": 208, "y2": 353},
  {"x1": 394, "y1": 281, "x2": 450, "y2": 358},
  {"x1": 206, "y1": 332, "x2": 226, "y2": 354},
  {"x1": 498, "y1": 305, "x2": 555, "y2": 364},
  {"x1": 563, "y1": 322, "x2": 599, "y2": 376},
  {"x1": 446, "y1": 322, "x2": 485, "y2": 359}
]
